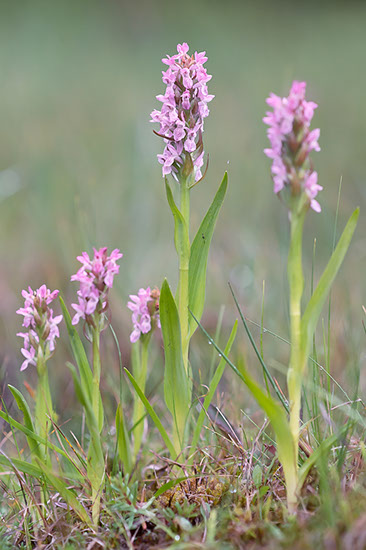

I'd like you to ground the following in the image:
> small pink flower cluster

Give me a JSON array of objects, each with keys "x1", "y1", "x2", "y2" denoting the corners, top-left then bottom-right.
[
  {"x1": 71, "y1": 247, "x2": 123, "y2": 326},
  {"x1": 16, "y1": 285, "x2": 62, "y2": 371},
  {"x1": 263, "y1": 81, "x2": 322, "y2": 212},
  {"x1": 150, "y1": 42, "x2": 214, "y2": 182},
  {"x1": 127, "y1": 287, "x2": 160, "y2": 343}
]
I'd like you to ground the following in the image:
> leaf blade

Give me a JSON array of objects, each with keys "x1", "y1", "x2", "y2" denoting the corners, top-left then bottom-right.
[
  {"x1": 188, "y1": 172, "x2": 228, "y2": 337},
  {"x1": 300, "y1": 208, "x2": 359, "y2": 365},
  {"x1": 160, "y1": 279, "x2": 190, "y2": 449}
]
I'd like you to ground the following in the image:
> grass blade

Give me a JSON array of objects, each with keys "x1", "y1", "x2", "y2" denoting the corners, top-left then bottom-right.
[
  {"x1": 190, "y1": 320, "x2": 238, "y2": 458},
  {"x1": 228, "y1": 282, "x2": 289, "y2": 412}
]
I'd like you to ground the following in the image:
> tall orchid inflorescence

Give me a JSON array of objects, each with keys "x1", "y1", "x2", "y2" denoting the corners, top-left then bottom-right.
[
  {"x1": 264, "y1": 81, "x2": 322, "y2": 213},
  {"x1": 17, "y1": 285, "x2": 62, "y2": 371},
  {"x1": 150, "y1": 42, "x2": 214, "y2": 182},
  {"x1": 128, "y1": 287, "x2": 160, "y2": 343},
  {"x1": 70, "y1": 246, "x2": 122, "y2": 524},
  {"x1": 71, "y1": 247, "x2": 123, "y2": 327}
]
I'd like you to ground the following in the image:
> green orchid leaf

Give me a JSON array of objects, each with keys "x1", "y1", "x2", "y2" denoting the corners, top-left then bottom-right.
[
  {"x1": 300, "y1": 208, "x2": 359, "y2": 366},
  {"x1": 160, "y1": 279, "x2": 190, "y2": 451},
  {"x1": 59, "y1": 297, "x2": 93, "y2": 401},
  {"x1": 188, "y1": 172, "x2": 228, "y2": 338}
]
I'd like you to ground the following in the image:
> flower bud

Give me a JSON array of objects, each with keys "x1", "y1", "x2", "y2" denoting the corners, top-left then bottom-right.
[{"x1": 42, "y1": 323, "x2": 51, "y2": 341}]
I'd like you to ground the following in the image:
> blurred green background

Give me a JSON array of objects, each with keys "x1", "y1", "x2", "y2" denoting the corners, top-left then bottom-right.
[{"x1": 1, "y1": 0, "x2": 365, "y2": 410}]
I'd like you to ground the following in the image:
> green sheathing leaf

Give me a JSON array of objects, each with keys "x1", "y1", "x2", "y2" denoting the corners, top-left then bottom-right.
[
  {"x1": 59, "y1": 296, "x2": 93, "y2": 401},
  {"x1": 300, "y1": 208, "x2": 359, "y2": 367},
  {"x1": 160, "y1": 279, "x2": 190, "y2": 453},
  {"x1": 188, "y1": 172, "x2": 228, "y2": 337},
  {"x1": 165, "y1": 180, "x2": 190, "y2": 261}
]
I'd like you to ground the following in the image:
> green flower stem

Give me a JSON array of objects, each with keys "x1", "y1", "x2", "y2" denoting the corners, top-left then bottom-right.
[
  {"x1": 35, "y1": 352, "x2": 53, "y2": 461},
  {"x1": 178, "y1": 175, "x2": 191, "y2": 373},
  {"x1": 286, "y1": 209, "x2": 306, "y2": 508},
  {"x1": 132, "y1": 335, "x2": 150, "y2": 459},
  {"x1": 92, "y1": 325, "x2": 102, "y2": 432}
]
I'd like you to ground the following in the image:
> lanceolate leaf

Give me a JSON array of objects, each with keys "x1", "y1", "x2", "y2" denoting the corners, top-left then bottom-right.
[
  {"x1": 300, "y1": 208, "x2": 359, "y2": 367},
  {"x1": 160, "y1": 279, "x2": 190, "y2": 450},
  {"x1": 188, "y1": 172, "x2": 228, "y2": 338}
]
